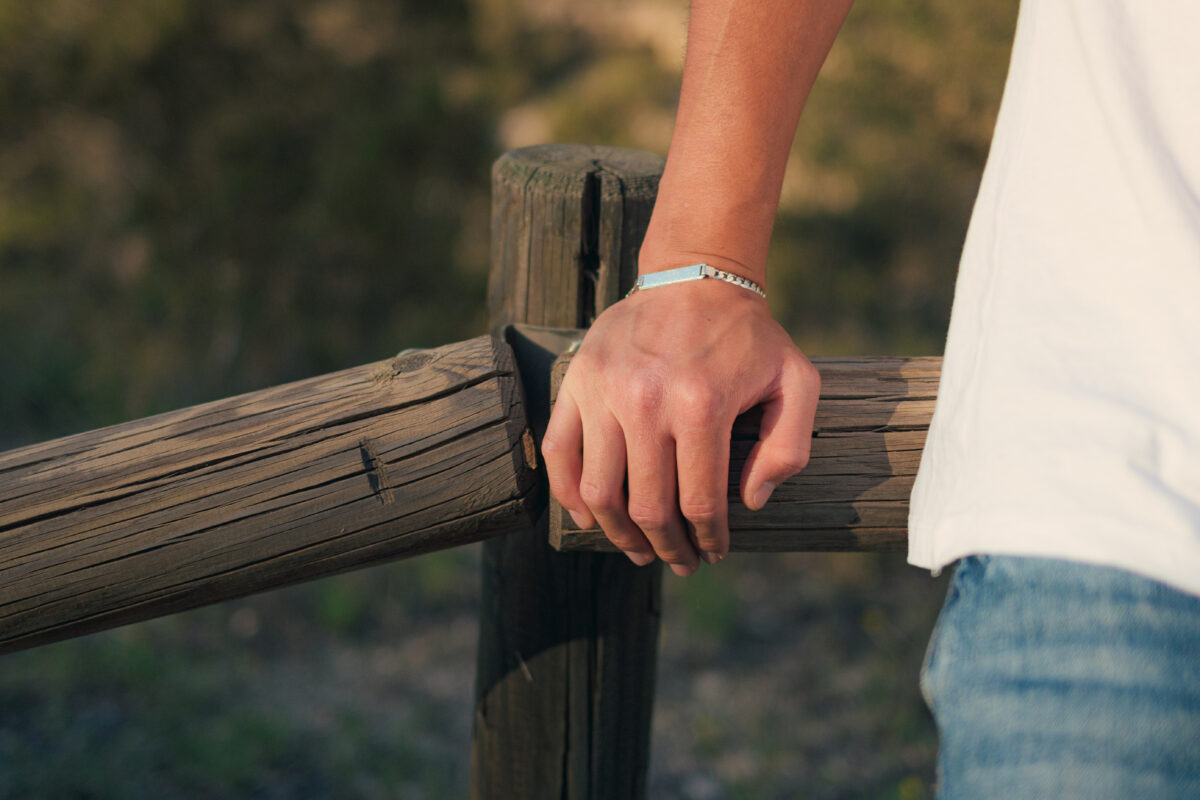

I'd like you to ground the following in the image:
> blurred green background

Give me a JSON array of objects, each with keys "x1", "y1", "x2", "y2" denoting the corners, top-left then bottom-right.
[{"x1": 0, "y1": 0, "x2": 1016, "y2": 797}]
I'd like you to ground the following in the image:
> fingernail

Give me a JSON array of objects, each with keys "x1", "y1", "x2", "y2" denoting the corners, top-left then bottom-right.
[
  {"x1": 701, "y1": 551, "x2": 724, "y2": 565},
  {"x1": 624, "y1": 550, "x2": 656, "y2": 567},
  {"x1": 753, "y1": 482, "x2": 777, "y2": 510},
  {"x1": 669, "y1": 562, "x2": 697, "y2": 578},
  {"x1": 567, "y1": 509, "x2": 590, "y2": 529}
]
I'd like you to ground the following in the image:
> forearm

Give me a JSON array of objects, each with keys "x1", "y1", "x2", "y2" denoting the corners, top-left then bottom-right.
[
  {"x1": 641, "y1": 0, "x2": 854, "y2": 287},
  {"x1": 547, "y1": 1, "x2": 847, "y2": 569}
]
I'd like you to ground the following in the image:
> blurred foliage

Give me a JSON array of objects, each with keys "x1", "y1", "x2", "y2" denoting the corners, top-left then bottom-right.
[
  {"x1": 774, "y1": 0, "x2": 1019, "y2": 355},
  {"x1": 1, "y1": 0, "x2": 500, "y2": 443},
  {"x1": 0, "y1": 0, "x2": 1017, "y2": 796},
  {"x1": 0, "y1": 0, "x2": 1018, "y2": 447}
]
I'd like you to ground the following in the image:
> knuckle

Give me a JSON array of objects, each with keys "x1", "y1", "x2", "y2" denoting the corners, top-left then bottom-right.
[
  {"x1": 627, "y1": 501, "x2": 670, "y2": 531},
  {"x1": 679, "y1": 500, "x2": 720, "y2": 526},
  {"x1": 539, "y1": 432, "x2": 570, "y2": 459},
  {"x1": 778, "y1": 449, "x2": 811, "y2": 474},
  {"x1": 674, "y1": 376, "x2": 720, "y2": 418},
  {"x1": 565, "y1": 349, "x2": 594, "y2": 375},
  {"x1": 793, "y1": 356, "x2": 822, "y2": 390},
  {"x1": 625, "y1": 370, "x2": 667, "y2": 414},
  {"x1": 579, "y1": 479, "x2": 620, "y2": 510}
]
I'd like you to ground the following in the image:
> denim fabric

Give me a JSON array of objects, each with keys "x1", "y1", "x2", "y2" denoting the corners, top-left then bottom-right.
[{"x1": 921, "y1": 555, "x2": 1200, "y2": 799}]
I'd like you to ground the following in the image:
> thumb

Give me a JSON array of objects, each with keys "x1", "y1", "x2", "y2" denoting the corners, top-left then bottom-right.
[{"x1": 740, "y1": 358, "x2": 821, "y2": 510}]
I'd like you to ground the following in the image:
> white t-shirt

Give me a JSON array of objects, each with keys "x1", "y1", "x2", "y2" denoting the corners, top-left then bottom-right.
[{"x1": 907, "y1": 0, "x2": 1200, "y2": 597}]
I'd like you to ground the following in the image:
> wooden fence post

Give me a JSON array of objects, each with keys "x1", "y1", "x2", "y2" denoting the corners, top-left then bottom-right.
[{"x1": 471, "y1": 145, "x2": 665, "y2": 799}]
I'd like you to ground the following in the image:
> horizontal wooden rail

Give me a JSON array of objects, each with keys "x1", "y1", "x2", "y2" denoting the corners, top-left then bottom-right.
[
  {"x1": 0, "y1": 335, "x2": 539, "y2": 654},
  {"x1": 0, "y1": 321, "x2": 937, "y2": 654},
  {"x1": 547, "y1": 347, "x2": 941, "y2": 553}
]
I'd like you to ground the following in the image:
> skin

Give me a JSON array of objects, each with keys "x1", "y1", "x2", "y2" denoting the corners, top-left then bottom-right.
[{"x1": 542, "y1": 0, "x2": 855, "y2": 576}]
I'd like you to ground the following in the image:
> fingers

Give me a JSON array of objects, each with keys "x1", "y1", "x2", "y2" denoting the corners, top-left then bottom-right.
[
  {"x1": 575, "y1": 409, "x2": 658, "y2": 566},
  {"x1": 546, "y1": 386, "x2": 699, "y2": 572},
  {"x1": 545, "y1": 293, "x2": 818, "y2": 574},
  {"x1": 549, "y1": 354, "x2": 818, "y2": 568},
  {"x1": 741, "y1": 356, "x2": 821, "y2": 511},
  {"x1": 625, "y1": 426, "x2": 699, "y2": 576},
  {"x1": 542, "y1": 390, "x2": 595, "y2": 530}
]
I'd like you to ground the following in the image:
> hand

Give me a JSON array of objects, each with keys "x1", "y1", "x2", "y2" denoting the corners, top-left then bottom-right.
[{"x1": 542, "y1": 276, "x2": 821, "y2": 576}]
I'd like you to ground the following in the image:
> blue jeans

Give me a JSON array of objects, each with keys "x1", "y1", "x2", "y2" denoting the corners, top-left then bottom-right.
[{"x1": 921, "y1": 555, "x2": 1200, "y2": 798}]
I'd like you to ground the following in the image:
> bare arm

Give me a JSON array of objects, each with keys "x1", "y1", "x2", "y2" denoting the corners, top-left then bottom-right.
[
  {"x1": 643, "y1": 0, "x2": 854, "y2": 286},
  {"x1": 542, "y1": 0, "x2": 854, "y2": 576}
]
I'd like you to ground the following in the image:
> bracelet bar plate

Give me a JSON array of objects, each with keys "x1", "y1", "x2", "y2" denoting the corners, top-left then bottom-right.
[
  {"x1": 625, "y1": 263, "x2": 765, "y2": 299},
  {"x1": 634, "y1": 263, "x2": 708, "y2": 291}
]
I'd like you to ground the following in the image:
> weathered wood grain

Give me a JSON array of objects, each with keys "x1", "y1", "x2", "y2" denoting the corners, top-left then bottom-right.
[
  {"x1": 548, "y1": 352, "x2": 941, "y2": 552},
  {"x1": 473, "y1": 145, "x2": 664, "y2": 800},
  {"x1": 0, "y1": 335, "x2": 539, "y2": 654},
  {"x1": 487, "y1": 143, "x2": 663, "y2": 330}
]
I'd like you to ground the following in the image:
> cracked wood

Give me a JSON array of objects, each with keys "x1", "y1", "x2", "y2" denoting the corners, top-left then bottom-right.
[{"x1": 0, "y1": 335, "x2": 539, "y2": 654}]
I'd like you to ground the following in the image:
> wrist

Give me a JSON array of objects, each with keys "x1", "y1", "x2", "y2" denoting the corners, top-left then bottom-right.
[
  {"x1": 638, "y1": 234, "x2": 769, "y2": 289},
  {"x1": 639, "y1": 189, "x2": 776, "y2": 288},
  {"x1": 636, "y1": 248, "x2": 765, "y2": 289}
]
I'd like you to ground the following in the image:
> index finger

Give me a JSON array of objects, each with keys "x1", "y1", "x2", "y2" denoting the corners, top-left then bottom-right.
[{"x1": 542, "y1": 389, "x2": 594, "y2": 529}]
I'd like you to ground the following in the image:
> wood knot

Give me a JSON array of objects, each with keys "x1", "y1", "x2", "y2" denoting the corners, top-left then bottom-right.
[
  {"x1": 390, "y1": 350, "x2": 434, "y2": 374},
  {"x1": 375, "y1": 350, "x2": 435, "y2": 383}
]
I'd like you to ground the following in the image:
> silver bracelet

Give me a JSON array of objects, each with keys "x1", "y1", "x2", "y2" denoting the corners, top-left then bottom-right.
[{"x1": 624, "y1": 263, "x2": 766, "y2": 300}]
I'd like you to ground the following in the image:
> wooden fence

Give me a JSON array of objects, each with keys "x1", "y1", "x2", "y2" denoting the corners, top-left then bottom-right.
[{"x1": 0, "y1": 144, "x2": 939, "y2": 800}]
